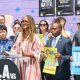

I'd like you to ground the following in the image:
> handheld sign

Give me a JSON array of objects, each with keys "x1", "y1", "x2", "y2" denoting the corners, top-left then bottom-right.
[
  {"x1": 43, "y1": 47, "x2": 58, "y2": 75},
  {"x1": 71, "y1": 46, "x2": 80, "y2": 75}
]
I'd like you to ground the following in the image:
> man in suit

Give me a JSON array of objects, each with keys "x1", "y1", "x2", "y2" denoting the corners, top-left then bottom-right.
[{"x1": 45, "y1": 19, "x2": 72, "y2": 80}]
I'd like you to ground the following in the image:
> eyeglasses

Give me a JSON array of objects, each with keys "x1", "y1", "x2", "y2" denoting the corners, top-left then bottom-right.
[{"x1": 39, "y1": 24, "x2": 47, "y2": 26}]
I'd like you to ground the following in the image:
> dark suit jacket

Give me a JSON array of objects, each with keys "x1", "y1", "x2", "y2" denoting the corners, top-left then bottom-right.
[{"x1": 46, "y1": 35, "x2": 72, "y2": 79}]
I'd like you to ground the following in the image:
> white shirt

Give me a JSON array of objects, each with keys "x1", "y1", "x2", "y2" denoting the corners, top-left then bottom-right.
[
  {"x1": 52, "y1": 35, "x2": 61, "y2": 47},
  {"x1": 7, "y1": 27, "x2": 14, "y2": 38}
]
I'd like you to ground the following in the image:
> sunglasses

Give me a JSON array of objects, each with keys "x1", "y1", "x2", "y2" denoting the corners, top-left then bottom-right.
[
  {"x1": 39, "y1": 24, "x2": 47, "y2": 26},
  {"x1": 14, "y1": 27, "x2": 21, "y2": 30},
  {"x1": 21, "y1": 20, "x2": 29, "y2": 23}
]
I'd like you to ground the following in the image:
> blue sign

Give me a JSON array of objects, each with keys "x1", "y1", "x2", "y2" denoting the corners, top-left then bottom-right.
[{"x1": 71, "y1": 46, "x2": 80, "y2": 75}]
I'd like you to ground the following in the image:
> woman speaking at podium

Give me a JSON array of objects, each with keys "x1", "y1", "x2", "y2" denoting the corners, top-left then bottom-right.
[{"x1": 11, "y1": 15, "x2": 43, "y2": 80}]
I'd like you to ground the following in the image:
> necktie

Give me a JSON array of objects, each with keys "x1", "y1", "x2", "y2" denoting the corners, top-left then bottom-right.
[{"x1": 52, "y1": 37, "x2": 56, "y2": 47}]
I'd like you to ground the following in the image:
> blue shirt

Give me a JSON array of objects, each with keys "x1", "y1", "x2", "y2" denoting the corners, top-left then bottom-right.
[
  {"x1": 44, "y1": 32, "x2": 49, "y2": 44},
  {"x1": 0, "y1": 39, "x2": 13, "y2": 55}
]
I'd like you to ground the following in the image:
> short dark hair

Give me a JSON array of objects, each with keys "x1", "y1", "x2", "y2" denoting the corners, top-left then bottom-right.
[
  {"x1": 14, "y1": 19, "x2": 20, "y2": 24},
  {"x1": 77, "y1": 22, "x2": 80, "y2": 25},
  {"x1": 13, "y1": 23, "x2": 21, "y2": 29},
  {"x1": 52, "y1": 18, "x2": 60, "y2": 24},
  {"x1": 0, "y1": 15, "x2": 5, "y2": 19},
  {"x1": 13, "y1": 19, "x2": 21, "y2": 28},
  {"x1": 51, "y1": 19, "x2": 62, "y2": 30},
  {"x1": 0, "y1": 25, "x2": 7, "y2": 32}
]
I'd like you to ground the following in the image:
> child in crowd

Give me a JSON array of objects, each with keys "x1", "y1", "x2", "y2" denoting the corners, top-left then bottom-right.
[{"x1": 0, "y1": 25, "x2": 13, "y2": 55}]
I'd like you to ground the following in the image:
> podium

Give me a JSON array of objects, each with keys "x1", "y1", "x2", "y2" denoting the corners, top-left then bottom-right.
[
  {"x1": 0, "y1": 55, "x2": 27, "y2": 80},
  {"x1": 0, "y1": 50, "x2": 41, "y2": 80}
]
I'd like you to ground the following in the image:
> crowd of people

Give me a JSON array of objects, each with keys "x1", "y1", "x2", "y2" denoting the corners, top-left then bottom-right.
[{"x1": 0, "y1": 14, "x2": 80, "y2": 80}]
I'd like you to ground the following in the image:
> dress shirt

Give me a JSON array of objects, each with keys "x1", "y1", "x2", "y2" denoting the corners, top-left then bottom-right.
[{"x1": 52, "y1": 35, "x2": 61, "y2": 47}]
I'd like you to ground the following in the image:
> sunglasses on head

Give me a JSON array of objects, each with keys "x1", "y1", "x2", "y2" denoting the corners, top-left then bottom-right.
[{"x1": 39, "y1": 24, "x2": 47, "y2": 26}]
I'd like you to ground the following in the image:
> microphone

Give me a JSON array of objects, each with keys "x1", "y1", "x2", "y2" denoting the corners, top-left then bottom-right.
[{"x1": 14, "y1": 32, "x2": 19, "y2": 43}]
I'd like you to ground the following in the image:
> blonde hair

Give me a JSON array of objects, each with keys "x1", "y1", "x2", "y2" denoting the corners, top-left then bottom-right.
[{"x1": 22, "y1": 15, "x2": 36, "y2": 42}]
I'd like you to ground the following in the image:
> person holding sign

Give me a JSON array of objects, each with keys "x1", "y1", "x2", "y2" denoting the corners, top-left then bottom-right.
[
  {"x1": 45, "y1": 19, "x2": 72, "y2": 80},
  {"x1": 38, "y1": 20, "x2": 49, "y2": 80},
  {"x1": 72, "y1": 22, "x2": 80, "y2": 80}
]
